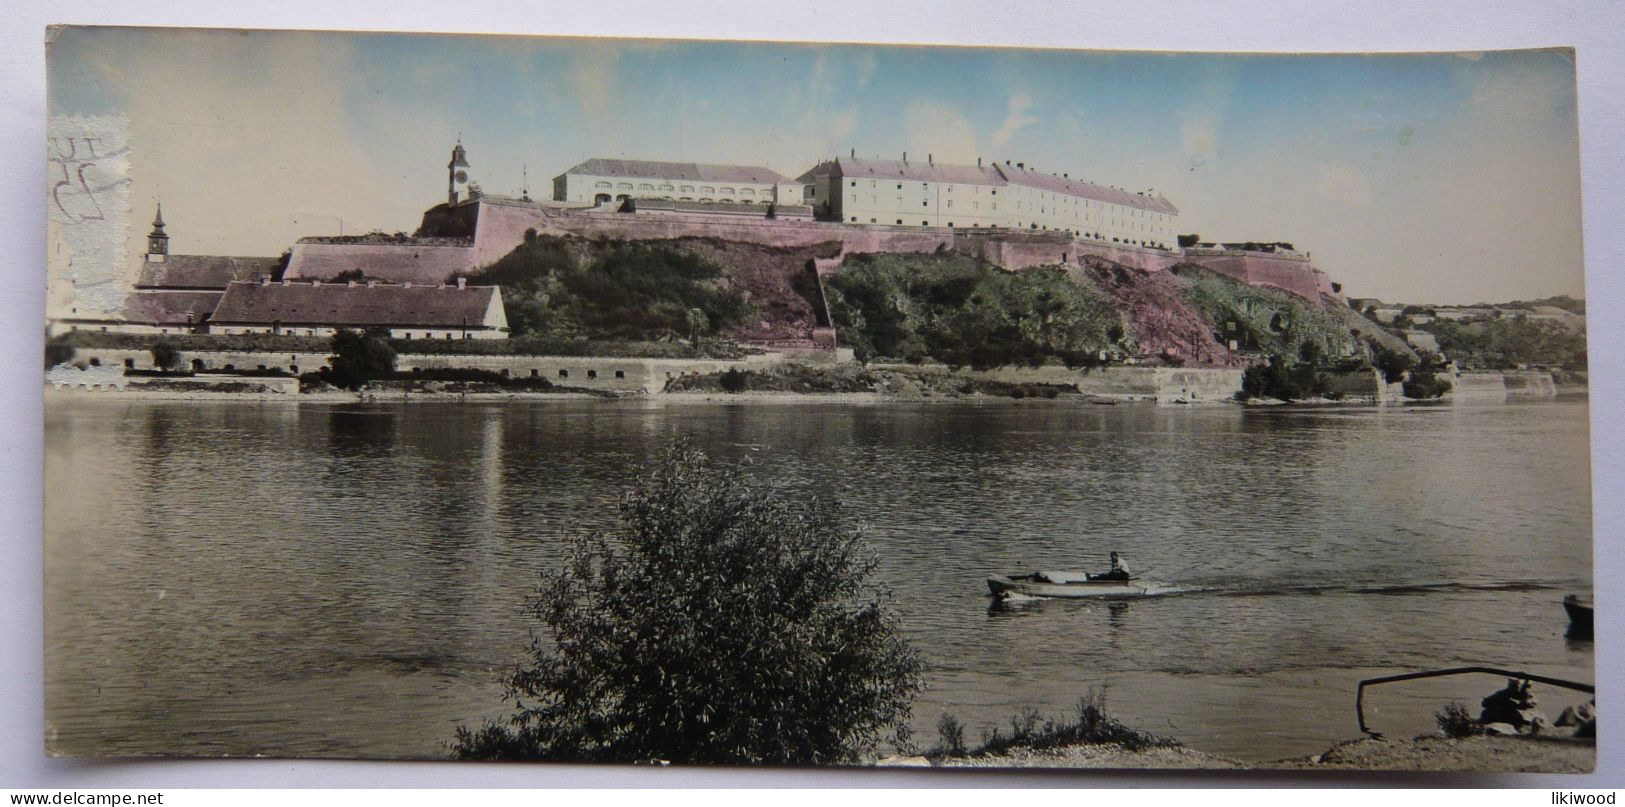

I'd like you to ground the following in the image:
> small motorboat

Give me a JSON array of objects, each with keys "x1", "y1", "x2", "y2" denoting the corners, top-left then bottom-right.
[
  {"x1": 1563, "y1": 594, "x2": 1593, "y2": 639},
  {"x1": 987, "y1": 571, "x2": 1150, "y2": 599}
]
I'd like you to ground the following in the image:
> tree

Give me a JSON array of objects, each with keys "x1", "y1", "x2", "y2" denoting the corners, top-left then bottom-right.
[
  {"x1": 453, "y1": 442, "x2": 924, "y2": 764},
  {"x1": 44, "y1": 339, "x2": 75, "y2": 369},
  {"x1": 324, "y1": 327, "x2": 396, "y2": 390},
  {"x1": 150, "y1": 340, "x2": 181, "y2": 371}
]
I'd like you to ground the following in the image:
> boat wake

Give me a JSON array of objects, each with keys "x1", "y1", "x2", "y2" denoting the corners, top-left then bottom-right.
[{"x1": 988, "y1": 578, "x2": 1581, "y2": 603}]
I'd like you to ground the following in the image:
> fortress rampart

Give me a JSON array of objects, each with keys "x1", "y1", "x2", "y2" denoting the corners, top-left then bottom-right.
[{"x1": 281, "y1": 196, "x2": 1334, "y2": 302}]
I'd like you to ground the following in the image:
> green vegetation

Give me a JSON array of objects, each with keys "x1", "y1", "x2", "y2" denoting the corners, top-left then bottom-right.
[
  {"x1": 1419, "y1": 316, "x2": 1587, "y2": 371},
  {"x1": 929, "y1": 690, "x2": 1177, "y2": 762},
  {"x1": 824, "y1": 253, "x2": 1124, "y2": 369},
  {"x1": 453, "y1": 442, "x2": 923, "y2": 764},
  {"x1": 1371, "y1": 345, "x2": 1416, "y2": 384},
  {"x1": 1435, "y1": 701, "x2": 1483, "y2": 739},
  {"x1": 324, "y1": 328, "x2": 397, "y2": 390},
  {"x1": 1492, "y1": 295, "x2": 1585, "y2": 315},
  {"x1": 472, "y1": 235, "x2": 750, "y2": 341},
  {"x1": 1238, "y1": 341, "x2": 1333, "y2": 402},
  {"x1": 44, "y1": 339, "x2": 75, "y2": 369},
  {"x1": 149, "y1": 341, "x2": 181, "y2": 371},
  {"x1": 1402, "y1": 355, "x2": 1453, "y2": 399},
  {"x1": 1177, "y1": 265, "x2": 1384, "y2": 362}
]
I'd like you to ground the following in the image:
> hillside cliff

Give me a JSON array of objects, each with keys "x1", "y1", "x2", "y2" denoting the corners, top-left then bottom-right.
[{"x1": 471, "y1": 234, "x2": 1397, "y2": 370}]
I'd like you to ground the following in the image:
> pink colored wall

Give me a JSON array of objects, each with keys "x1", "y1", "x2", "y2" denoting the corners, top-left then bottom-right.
[
  {"x1": 1189, "y1": 253, "x2": 1323, "y2": 300},
  {"x1": 286, "y1": 199, "x2": 1330, "y2": 302}
]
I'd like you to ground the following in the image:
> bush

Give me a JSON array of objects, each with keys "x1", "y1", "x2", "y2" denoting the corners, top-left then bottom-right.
[
  {"x1": 150, "y1": 341, "x2": 181, "y2": 371},
  {"x1": 323, "y1": 328, "x2": 397, "y2": 390},
  {"x1": 1372, "y1": 345, "x2": 1416, "y2": 384},
  {"x1": 970, "y1": 689, "x2": 1177, "y2": 757},
  {"x1": 1436, "y1": 701, "x2": 1482, "y2": 739},
  {"x1": 934, "y1": 713, "x2": 968, "y2": 758},
  {"x1": 1403, "y1": 369, "x2": 1453, "y2": 399},
  {"x1": 452, "y1": 442, "x2": 924, "y2": 764},
  {"x1": 1239, "y1": 353, "x2": 1328, "y2": 401},
  {"x1": 719, "y1": 367, "x2": 748, "y2": 393},
  {"x1": 45, "y1": 339, "x2": 75, "y2": 369}
]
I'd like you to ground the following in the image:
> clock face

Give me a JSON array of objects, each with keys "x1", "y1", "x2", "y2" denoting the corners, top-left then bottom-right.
[{"x1": 454, "y1": 170, "x2": 468, "y2": 183}]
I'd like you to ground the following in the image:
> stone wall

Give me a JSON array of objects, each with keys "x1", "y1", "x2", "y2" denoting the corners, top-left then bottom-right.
[
  {"x1": 1502, "y1": 370, "x2": 1559, "y2": 398},
  {"x1": 67, "y1": 345, "x2": 796, "y2": 395},
  {"x1": 873, "y1": 363, "x2": 1244, "y2": 402},
  {"x1": 1451, "y1": 371, "x2": 1509, "y2": 403},
  {"x1": 1183, "y1": 251, "x2": 1324, "y2": 300},
  {"x1": 1323, "y1": 368, "x2": 1392, "y2": 403}
]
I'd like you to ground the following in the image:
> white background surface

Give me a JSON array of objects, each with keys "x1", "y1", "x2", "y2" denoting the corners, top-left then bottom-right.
[{"x1": 2, "y1": 0, "x2": 1620, "y2": 788}]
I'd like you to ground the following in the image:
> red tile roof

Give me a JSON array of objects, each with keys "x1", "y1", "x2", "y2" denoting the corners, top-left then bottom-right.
[
  {"x1": 121, "y1": 290, "x2": 224, "y2": 325},
  {"x1": 210, "y1": 281, "x2": 499, "y2": 329},
  {"x1": 559, "y1": 158, "x2": 788, "y2": 185},
  {"x1": 136, "y1": 255, "x2": 280, "y2": 289},
  {"x1": 833, "y1": 156, "x2": 1008, "y2": 186},
  {"x1": 994, "y1": 163, "x2": 1179, "y2": 215}
]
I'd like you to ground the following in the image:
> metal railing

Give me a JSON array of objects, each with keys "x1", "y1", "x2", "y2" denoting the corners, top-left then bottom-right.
[{"x1": 1355, "y1": 666, "x2": 1594, "y2": 736}]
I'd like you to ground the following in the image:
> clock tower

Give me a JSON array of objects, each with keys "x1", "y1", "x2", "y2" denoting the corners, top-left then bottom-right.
[
  {"x1": 447, "y1": 141, "x2": 471, "y2": 205},
  {"x1": 146, "y1": 203, "x2": 169, "y2": 263}
]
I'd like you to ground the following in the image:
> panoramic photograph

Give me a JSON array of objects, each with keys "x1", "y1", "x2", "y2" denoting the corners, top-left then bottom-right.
[{"x1": 43, "y1": 27, "x2": 1592, "y2": 771}]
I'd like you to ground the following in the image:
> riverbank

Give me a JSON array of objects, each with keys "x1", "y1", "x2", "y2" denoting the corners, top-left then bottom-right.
[{"x1": 915, "y1": 735, "x2": 1595, "y2": 772}]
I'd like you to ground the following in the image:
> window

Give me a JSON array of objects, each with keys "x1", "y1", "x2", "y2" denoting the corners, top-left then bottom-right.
[
  {"x1": 896, "y1": 219, "x2": 903, "y2": 225},
  {"x1": 559, "y1": 369, "x2": 569, "y2": 378},
  {"x1": 870, "y1": 218, "x2": 876, "y2": 223},
  {"x1": 922, "y1": 221, "x2": 929, "y2": 226},
  {"x1": 617, "y1": 182, "x2": 633, "y2": 190},
  {"x1": 741, "y1": 189, "x2": 755, "y2": 196},
  {"x1": 701, "y1": 187, "x2": 715, "y2": 194},
  {"x1": 680, "y1": 185, "x2": 694, "y2": 193},
  {"x1": 595, "y1": 181, "x2": 612, "y2": 189},
  {"x1": 720, "y1": 187, "x2": 735, "y2": 195},
  {"x1": 850, "y1": 216, "x2": 858, "y2": 222},
  {"x1": 531, "y1": 369, "x2": 539, "y2": 377},
  {"x1": 850, "y1": 180, "x2": 857, "y2": 187},
  {"x1": 615, "y1": 370, "x2": 626, "y2": 379},
  {"x1": 659, "y1": 184, "x2": 674, "y2": 191},
  {"x1": 587, "y1": 369, "x2": 598, "y2": 379},
  {"x1": 923, "y1": 200, "x2": 929, "y2": 206},
  {"x1": 896, "y1": 183, "x2": 902, "y2": 189},
  {"x1": 639, "y1": 183, "x2": 654, "y2": 191}
]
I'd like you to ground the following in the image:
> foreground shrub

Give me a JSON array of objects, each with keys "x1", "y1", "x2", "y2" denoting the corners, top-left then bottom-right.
[
  {"x1": 969, "y1": 689, "x2": 1177, "y2": 757},
  {"x1": 453, "y1": 442, "x2": 923, "y2": 764},
  {"x1": 1436, "y1": 701, "x2": 1482, "y2": 739}
]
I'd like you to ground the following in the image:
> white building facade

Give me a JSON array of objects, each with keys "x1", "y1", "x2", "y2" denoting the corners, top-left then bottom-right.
[
  {"x1": 799, "y1": 155, "x2": 1179, "y2": 248},
  {"x1": 552, "y1": 158, "x2": 802, "y2": 207}
]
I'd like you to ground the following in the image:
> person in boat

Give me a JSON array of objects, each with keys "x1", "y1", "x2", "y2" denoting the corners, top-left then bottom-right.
[{"x1": 1093, "y1": 552, "x2": 1131, "y2": 582}]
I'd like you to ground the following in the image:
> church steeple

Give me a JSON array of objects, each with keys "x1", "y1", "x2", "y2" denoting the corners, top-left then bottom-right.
[
  {"x1": 146, "y1": 203, "x2": 169, "y2": 262},
  {"x1": 448, "y1": 139, "x2": 471, "y2": 205}
]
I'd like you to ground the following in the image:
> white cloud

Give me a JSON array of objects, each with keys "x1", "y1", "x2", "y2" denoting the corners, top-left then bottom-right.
[{"x1": 989, "y1": 94, "x2": 1039, "y2": 148}]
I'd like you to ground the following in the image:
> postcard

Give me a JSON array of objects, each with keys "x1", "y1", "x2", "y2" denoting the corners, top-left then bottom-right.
[{"x1": 44, "y1": 27, "x2": 1592, "y2": 771}]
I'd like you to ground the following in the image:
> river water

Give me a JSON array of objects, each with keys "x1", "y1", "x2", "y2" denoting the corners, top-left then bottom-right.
[{"x1": 44, "y1": 396, "x2": 1594, "y2": 763}]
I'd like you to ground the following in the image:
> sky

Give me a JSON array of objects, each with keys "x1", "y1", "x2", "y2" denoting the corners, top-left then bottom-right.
[{"x1": 46, "y1": 27, "x2": 1584, "y2": 304}]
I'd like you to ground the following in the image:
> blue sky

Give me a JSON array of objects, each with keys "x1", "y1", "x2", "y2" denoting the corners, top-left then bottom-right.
[{"x1": 48, "y1": 27, "x2": 1582, "y2": 303}]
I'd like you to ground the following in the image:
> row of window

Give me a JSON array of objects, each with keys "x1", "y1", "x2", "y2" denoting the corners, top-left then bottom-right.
[{"x1": 590, "y1": 181, "x2": 767, "y2": 196}]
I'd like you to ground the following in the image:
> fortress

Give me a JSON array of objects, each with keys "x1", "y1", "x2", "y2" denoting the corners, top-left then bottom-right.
[
  {"x1": 59, "y1": 142, "x2": 1341, "y2": 341},
  {"x1": 283, "y1": 143, "x2": 1338, "y2": 301}
]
